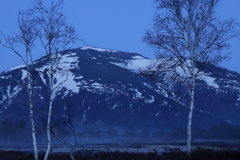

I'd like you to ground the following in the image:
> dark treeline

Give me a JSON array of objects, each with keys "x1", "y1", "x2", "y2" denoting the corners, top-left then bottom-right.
[
  {"x1": 2, "y1": 147, "x2": 240, "y2": 160},
  {"x1": 1, "y1": 119, "x2": 240, "y2": 144}
]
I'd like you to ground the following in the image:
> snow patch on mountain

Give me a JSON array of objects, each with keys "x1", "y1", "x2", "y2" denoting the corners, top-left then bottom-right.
[
  {"x1": 175, "y1": 64, "x2": 219, "y2": 88},
  {"x1": 37, "y1": 65, "x2": 47, "y2": 85},
  {"x1": 56, "y1": 72, "x2": 81, "y2": 96},
  {"x1": 54, "y1": 52, "x2": 81, "y2": 95},
  {"x1": 110, "y1": 55, "x2": 151, "y2": 72},
  {"x1": 134, "y1": 89, "x2": 142, "y2": 99},
  {"x1": 142, "y1": 82, "x2": 152, "y2": 89},
  {"x1": 223, "y1": 84, "x2": 240, "y2": 90},
  {"x1": 36, "y1": 52, "x2": 81, "y2": 96},
  {"x1": 145, "y1": 95, "x2": 155, "y2": 103},
  {"x1": 75, "y1": 75, "x2": 84, "y2": 80},
  {"x1": 161, "y1": 101, "x2": 168, "y2": 106},
  {"x1": 81, "y1": 46, "x2": 118, "y2": 53},
  {"x1": 222, "y1": 80, "x2": 240, "y2": 91},
  {"x1": 0, "y1": 85, "x2": 21, "y2": 108},
  {"x1": 156, "y1": 110, "x2": 161, "y2": 117},
  {"x1": 6, "y1": 65, "x2": 26, "y2": 72},
  {"x1": 199, "y1": 75, "x2": 219, "y2": 88},
  {"x1": 0, "y1": 75, "x2": 11, "y2": 79},
  {"x1": 78, "y1": 81, "x2": 118, "y2": 94},
  {"x1": 91, "y1": 82, "x2": 104, "y2": 90},
  {"x1": 21, "y1": 70, "x2": 28, "y2": 80},
  {"x1": 226, "y1": 72, "x2": 237, "y2": 77},
  {"x1": 128, "y1": 88, "x2": 143, "y2": 100},
  {"x1": 59, "y1": 52, "x2": 79, "y2": 69}
]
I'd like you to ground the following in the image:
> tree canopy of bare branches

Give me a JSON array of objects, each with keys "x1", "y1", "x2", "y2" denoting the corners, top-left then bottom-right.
[
  {"x1": 0, "y1": 8, "x2": 39, "y2": 160},
  {"x1": 32, "y1": 1, "x2": 79, "y2": 160},
  {"x1": 143, "y1": 0, "x2": 240, "y2": 154},
  {"x1": 0, "y1": 1, "x2": 80, "y2": 159}
]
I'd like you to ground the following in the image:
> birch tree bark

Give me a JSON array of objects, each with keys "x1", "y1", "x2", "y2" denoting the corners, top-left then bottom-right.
[
  {"x1": 0, "y1": 9, "x2": 39, "y2": 160},
  {"x1": 143, "y1": 0, "x2": 239, "y2": 154},
  {"x1": 33, "y1": 1, "x2": 79, "y2": 159}
]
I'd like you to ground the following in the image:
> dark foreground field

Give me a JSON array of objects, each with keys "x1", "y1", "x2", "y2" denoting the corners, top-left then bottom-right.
[
  {"x1": 2, "y1": 148, "x2": 240, "y2": 160},
  {"x1": 1, "y1": 140, "x2": 240, "y2": 160}
]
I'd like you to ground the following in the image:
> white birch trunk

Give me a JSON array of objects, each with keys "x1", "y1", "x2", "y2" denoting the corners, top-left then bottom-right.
[
  {"x1": 70, "y1": 145, "x2": 76, "y2": 160},
  {"x1": 187, "y1": 90, "x2": 194, "y2": 154},
  {"x1": 28, "y1": 75, "x2": 38, "y2": 160},
  {"x1": 44, "y1": 70, "x2": 54, "y2": 160},
  {"x1": 44, "y1": 100, "x2": 53, "y2": 160},
  {"x1": 30, "y1": 104, "x2": 38, "y2": 160},
  {"x1": 187, "y1": 67, "x2": 196, "y2": 154}
]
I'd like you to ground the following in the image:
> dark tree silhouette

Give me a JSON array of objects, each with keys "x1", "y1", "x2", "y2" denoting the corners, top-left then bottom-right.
[
  {"x1": 143, "y1": 0, "x2": 240, "y2": 154},
  {"x1": 0, "y1": 9, "x2": 39, "y2": 160},
  {"x1": 32, "y1": 1, "x2": 79, "y2": 159}
]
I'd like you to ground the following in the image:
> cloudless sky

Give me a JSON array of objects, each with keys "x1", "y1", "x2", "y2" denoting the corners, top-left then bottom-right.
[{"x1": 0, "y1": 0, "x2": 239, "y2": 73}]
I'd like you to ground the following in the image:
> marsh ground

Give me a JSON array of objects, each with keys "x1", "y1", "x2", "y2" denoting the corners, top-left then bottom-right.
[{"x1": 1, "y1": 140, "x2": 240, "y2": 154}]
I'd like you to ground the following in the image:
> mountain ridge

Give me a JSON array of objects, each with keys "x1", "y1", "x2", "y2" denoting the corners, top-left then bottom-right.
[{"x1": 0, "y1": 46, "x2": 240, "y2": 132}]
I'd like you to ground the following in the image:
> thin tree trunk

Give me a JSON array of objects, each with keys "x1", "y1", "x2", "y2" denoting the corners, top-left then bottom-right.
[
  {"x1": 187, "y1": 76, "x2": 195, "y2": 154},
  {"x1": 28, "y1": 77, "x2": 38, "y2": 160},
  {"x1": 44, "y1": 98, "x2": 53, "y2": 160},
  {"x1": 70, "y1": 145, "x2": 76, "y2": 160},
  {"x1": 30, "y1": 106, "x2": 38, "y2": 160},
  {"x1": 187, "y1": 100, "x2": 193, "y2": 154},
  {"x1": 70, "y1": 130, "x2": 78, "y2": 160},
  {"x1": 44, "y1": 71, "x2": 54, "y2": 160}
]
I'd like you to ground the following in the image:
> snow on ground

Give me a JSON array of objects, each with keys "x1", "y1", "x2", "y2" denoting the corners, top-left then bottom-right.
[
  {"x1": 175, "y1": 64, "x2": 219, "y2": 88},
  {"x1": 127, "y1": 88, "x2": 155, "y2": 103},
  {"x1": 59, "y1": 52, "x2": 79, "y2": 69},
  {"x1": 110, "y1": 55, "x2": 151, "y2": 73},
  {"x1": 36, "y1": 52, "x2": 82, "y2": 97},
  {"x1": 79, "y1": 82, "x2": 111, "y2": 94},
  {"x1": 142, "y1": 82, "x2": 152, "y2": 89},
  {"x1": 54, "y1": 52, "x2": 81, "y2": 96},
  {"x1": 6, "y1": 64, "x2": 26, "y2": 72},
  {"x1": 36, "y1": 65, "x2": 47, "y2": 86},
  {"x1": 0, "y1": 75, "x2": 11, "y2": 79},
  {"x1": 134, "y1": 89, "x2": 143, "y2": 99},
  {"x1": 54, "y1": 71, "x2": 81, "y2": 97},
  {"x1": 222, "y1": 80, "x2": 240, "y2": 91},
  {"x1": 21, "y1": 70, "x2": 28, "y2": 81},
  {"x1": 0, "y1": 85, "x2": 21, "y2": 108},
  {"x1": 145, "y1": 95, "x2": 155, "y2": 103},
  {"x1": 223, "y1": 84, "x2": 240, "y2": 90},
  {"x1": 156, "y1": 110, "x2": 161, "y2": 117},
  {"x1": 109, "y1": 55, "x2": 220, "y2": 90},
  {"x1": 91, "y1": 82, "x2": 104, "y2": 90},
  {"x1": 128, "y1": 88, "x2": 143, "y2": 100},
  {"x1": 200, "y1": 75, "x2": 219, "y2": 88},
  {"x1": 81, "y1": 46, "x2": 118, "y2": 53}
]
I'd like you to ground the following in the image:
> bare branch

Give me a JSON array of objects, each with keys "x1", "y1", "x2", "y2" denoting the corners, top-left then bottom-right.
[{"x1": 143, "y1": 0, "x2": 240, "y2": 154}]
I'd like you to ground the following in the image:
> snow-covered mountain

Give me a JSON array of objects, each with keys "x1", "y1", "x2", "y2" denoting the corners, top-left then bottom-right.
[{"x1": 0, "y1": 46, "x2": 240, "y2": 131}]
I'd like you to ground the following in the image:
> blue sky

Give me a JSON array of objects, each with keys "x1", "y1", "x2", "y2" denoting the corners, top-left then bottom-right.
[{"x1": 0, "y1": 0, "x2": 239, "y2": 73}]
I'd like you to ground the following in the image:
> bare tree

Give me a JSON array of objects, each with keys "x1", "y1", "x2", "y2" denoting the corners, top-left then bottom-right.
[
  {"x1": 143, "y1": 0, "x2": 239, "y2": 154},
  {"x1": 50, "y1": 103, "x2": 77, "y2": 160},
  {"x1": 0, "y1": 9, "x2": 39, "y2": 160},
  {"x1": 33, "y1": 1, "x2": 78, "y2": 159}
]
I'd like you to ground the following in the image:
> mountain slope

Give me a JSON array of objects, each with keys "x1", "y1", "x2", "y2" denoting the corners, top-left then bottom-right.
[{"x1": 0, "y1": 46, "x2": 240, "y2": 132}]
